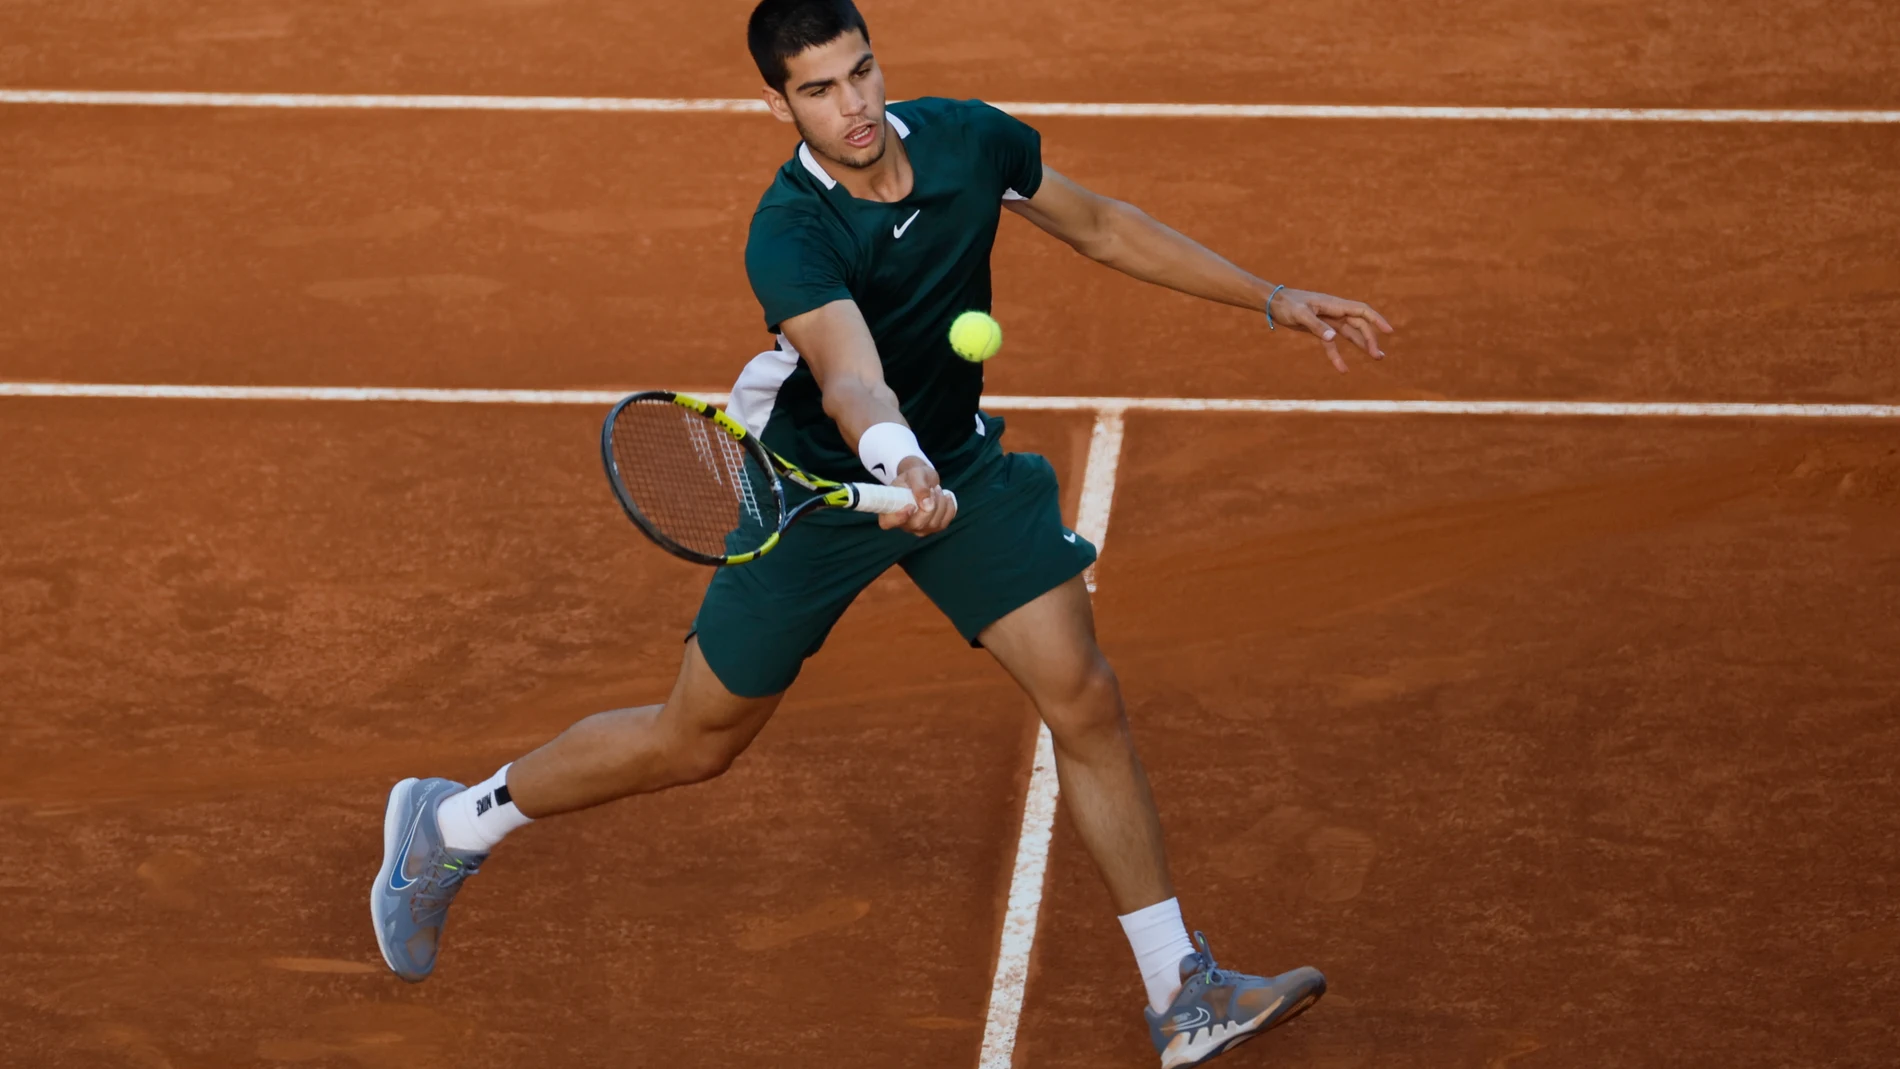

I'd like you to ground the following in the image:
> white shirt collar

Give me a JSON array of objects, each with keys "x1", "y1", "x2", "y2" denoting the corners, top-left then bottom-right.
[{"x1": 797, "y1": 142, "x2": 836, "y2": 188}]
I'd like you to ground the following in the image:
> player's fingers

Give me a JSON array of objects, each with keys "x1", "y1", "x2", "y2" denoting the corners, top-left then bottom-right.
[
  {"x1": 1294, "y1": 304, "x2": 1336, "y2": 343},
  {"x1": 923, "y1": 493, "x2": 955, "y2": 533},
  {"x1": 1295, "y1": 307, "x2": 1347, "y2": 372},
  {"x1": 1319, "y1": 298, "x2": 1395, "y2": 336},
  {"x1": 879, "y1": 505, "x2": 917, "y2": 530},
  {"x1": 900, "y1": 485, "x2": 948, "y2": 535},
  {"x1": 1331, "y1": 317, "x2": 1373, "y2": 355},
  {"x1": 1343, "y1": 315, "x2": 1382, "y2": 358}
]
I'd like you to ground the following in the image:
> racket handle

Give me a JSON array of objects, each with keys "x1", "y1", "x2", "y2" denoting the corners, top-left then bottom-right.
[{"x1": 849, "y1": 483, "x2": 958, "y2": 516}]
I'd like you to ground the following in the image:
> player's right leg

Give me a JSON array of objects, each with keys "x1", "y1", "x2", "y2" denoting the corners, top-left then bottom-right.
[
  {"x1": 370, "y1": 491, "x2": 912, "y2": 983},
  {"x1": 370, "y1": 637, "x2": 780, "y2": 983},
  {"x1": 506, "y1": 636, "x2": 782, "y2": 816}
]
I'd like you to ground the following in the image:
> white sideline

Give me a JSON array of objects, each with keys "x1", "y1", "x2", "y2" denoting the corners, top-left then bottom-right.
[
  {"x1": 3, "y1": 89, "x2": 1898, "y2": 124},
  {"x1": 975, "y1": 409, "x2": 1123, "y2": 1069},
  {"x1": 3, "y1": 382, "x2": 1898, "y2": 420}
]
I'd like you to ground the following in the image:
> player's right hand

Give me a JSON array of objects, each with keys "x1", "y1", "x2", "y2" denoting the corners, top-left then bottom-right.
[{"x1": 882, "y1": 457, "x2": 956, "y2": 536}]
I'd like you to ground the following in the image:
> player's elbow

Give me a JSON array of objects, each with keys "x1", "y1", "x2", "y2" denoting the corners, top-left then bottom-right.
[{"x1": 1073, "y1": 198, "x2": 1145, "y2": 265}]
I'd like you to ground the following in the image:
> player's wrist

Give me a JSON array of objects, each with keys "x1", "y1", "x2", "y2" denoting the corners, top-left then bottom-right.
[
  {"x1": 1263, "y1": 282, "x2": 1288, "y2": 330},
  {"x1": 858, "y1": 421, "x2": 932, "y2": 485}
]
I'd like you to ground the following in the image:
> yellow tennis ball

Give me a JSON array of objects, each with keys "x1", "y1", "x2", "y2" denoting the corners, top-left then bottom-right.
[{"x1": 949, "y1": 311, "x2": 1003, "y2": 363}]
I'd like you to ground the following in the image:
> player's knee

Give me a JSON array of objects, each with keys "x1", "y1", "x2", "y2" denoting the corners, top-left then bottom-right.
[
  {"x1": 669, "y1": 731, "x2": 745, "y2": 785},
  {"x1": 1036, "y1": 653, "x2": 1125, "y2": 742}
]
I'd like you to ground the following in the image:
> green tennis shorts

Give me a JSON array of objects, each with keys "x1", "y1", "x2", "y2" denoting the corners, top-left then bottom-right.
[{"x1": 691, "y1": 415, "x2": 1098, "y2": 698}]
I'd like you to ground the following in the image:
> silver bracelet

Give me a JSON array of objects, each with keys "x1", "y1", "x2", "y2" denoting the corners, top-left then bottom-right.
[{"x1": 1264, "y1": 283, "x2": 1287, "y2": 330}]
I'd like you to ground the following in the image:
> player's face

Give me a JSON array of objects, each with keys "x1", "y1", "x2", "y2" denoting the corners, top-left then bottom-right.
[{"x1": 766, "y1": 31, "x2": 889, "y2": 169}]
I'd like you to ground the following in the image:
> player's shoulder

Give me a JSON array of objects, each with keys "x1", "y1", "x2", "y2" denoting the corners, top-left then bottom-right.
[
  {"x1": 750, "y1": 154, "x2": 836, "y2": 233},
  {"x1": 754, "y1": 152, "x2": 826, "y2": 213},
  {"x1": 889, "y1": 96, "x2": 1014, "y2": 133}
]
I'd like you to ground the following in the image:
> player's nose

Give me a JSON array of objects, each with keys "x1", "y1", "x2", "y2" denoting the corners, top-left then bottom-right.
[{"x1": 838, "y1": 84, "x2": 867, "y2": 117}]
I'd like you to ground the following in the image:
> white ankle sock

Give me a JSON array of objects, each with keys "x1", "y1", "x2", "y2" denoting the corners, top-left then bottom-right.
[
  {"x1": 1119, "y1": 897, "x2": 1198, "y2": 1014},
  {"x1": 435, "y1": 764, "x2": 533, "y2": 852}
]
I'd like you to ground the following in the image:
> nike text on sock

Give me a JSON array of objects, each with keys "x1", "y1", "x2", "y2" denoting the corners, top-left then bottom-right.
[
  {"x1": 435, "y1": 763, "x2": 533, "y2": 852},
  {"x1": 1119, "y1": 897, "x2": 1199, "y2": 1014}
]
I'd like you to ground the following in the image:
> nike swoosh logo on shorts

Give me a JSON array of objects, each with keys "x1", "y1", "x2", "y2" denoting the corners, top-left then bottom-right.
[
  {"x1": 1063, "y1": 531, "x2": 1078, "y2": 543},
  {"x1": 893, "y1": 209, "x2": 921, "y2": 238}
]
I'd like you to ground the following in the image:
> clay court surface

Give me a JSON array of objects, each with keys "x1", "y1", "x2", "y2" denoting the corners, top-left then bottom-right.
[{"x1": 3, "y1": 3, "x2": 1898, "y2": 1067}]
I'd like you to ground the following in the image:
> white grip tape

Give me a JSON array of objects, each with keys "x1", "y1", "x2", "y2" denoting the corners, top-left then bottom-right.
[{"x1": 850, "y1": 483, "x2": 958, "y2": 516}]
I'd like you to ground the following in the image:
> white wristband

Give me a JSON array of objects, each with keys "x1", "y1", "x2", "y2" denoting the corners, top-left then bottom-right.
[{"x1": 857, "y1": 422, "x2": 930, "y2": 485}]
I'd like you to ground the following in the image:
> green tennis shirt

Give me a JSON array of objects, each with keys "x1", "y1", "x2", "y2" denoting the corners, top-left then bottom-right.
[{"x1": 732, "y1": 97, "x2": 1043, "y2": 484}]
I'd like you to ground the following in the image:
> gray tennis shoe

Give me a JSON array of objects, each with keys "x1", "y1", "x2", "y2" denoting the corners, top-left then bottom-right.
[
  {"x1": 371, "y1": 777, "x2": 487, "y2": 983},
  {"x1": 1144, "y1": 932, "x2": 1325, "y2": 1068}
]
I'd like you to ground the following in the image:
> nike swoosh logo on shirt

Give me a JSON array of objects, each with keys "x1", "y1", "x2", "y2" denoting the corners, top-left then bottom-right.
[{"x1": 893, "y1": 209, "x2": 921, "y2": 238}]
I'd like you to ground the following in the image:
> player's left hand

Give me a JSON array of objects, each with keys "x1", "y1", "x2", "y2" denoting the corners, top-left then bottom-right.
[{"x1": 1268, "y1": 288, "x2": 1394, "y2": 372}]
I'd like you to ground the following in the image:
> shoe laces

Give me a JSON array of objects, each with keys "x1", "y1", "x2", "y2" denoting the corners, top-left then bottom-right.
[
  {"x1": 1190, "y1": 930, "x2": 1226, "y2": 987},
  {"x1": 409, "y1": 851, "x2": 481, "y2": 925}
]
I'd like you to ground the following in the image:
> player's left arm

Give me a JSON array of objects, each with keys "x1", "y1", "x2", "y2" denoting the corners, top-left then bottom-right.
[{"x1": 1006, "y1": 168, "x2": 1392, "y2": 373}]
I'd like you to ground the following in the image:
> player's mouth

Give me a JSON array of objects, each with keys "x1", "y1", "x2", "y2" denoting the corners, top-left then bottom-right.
[{"x1": 843, "y1": 121, "x2": 879, "y2": 150}]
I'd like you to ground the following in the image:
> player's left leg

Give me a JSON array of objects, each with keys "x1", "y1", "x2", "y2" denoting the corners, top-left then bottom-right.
[
  {"x1": 979, "y1": 579, "x2": 1326, "y2": 1068},
  {"x1": 901, "y1": 425, "x2": 1322, "y2": 1067},
  {"x1": 977, "y1": 574, "x2": 1171, "y2": 914}
]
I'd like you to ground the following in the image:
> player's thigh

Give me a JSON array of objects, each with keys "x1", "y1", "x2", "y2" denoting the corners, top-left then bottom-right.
[
  {"x1": 975, "y1": 573, "x2": 1114, "y2": 710},
  {"x1": 659, "y1": 634, "x2": 784, "y2": 737},
  {"x1": 646, "y1": 635, "x2": 785, "y2": 774},
  {"x1": 901, "y1": 448, "x2": 1097, "y2": 648},
  {"x1": 691, "y1": 514, "x2": 911, "y2": 699}
]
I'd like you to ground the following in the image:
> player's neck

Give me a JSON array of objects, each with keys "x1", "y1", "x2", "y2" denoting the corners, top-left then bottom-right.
[{"x1": 825, "y1": 122, "x2": 913, "y2": 203}]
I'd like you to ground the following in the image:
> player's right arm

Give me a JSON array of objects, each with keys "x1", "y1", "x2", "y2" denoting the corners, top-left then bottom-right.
[{"x1": 779, "y1": 299, "x2": 954, "y2": 534}]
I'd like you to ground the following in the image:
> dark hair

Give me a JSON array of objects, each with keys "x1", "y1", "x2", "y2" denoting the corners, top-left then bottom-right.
[{"x1": 747, "y1": 0, "x2": 872, "y2": 92}]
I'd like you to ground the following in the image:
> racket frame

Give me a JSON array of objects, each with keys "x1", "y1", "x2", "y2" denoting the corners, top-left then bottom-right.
[{"x1": 601, "y1": 390, "x2": 869, "y2": 566}]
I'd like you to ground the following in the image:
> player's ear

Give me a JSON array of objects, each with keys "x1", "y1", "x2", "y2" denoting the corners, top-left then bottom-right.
[{"x1": 761, "y1": 86, "x2": 795, "y2": 124}]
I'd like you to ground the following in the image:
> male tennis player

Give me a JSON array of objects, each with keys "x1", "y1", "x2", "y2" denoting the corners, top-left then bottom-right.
[{"x1": 371, "y1": 2, "x2": 1391, "y2": 1065}]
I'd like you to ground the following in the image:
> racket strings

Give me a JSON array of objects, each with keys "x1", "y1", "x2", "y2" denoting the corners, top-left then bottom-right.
[{"x1": 609, "y1": 401, "x2": 778, "y2": 558}]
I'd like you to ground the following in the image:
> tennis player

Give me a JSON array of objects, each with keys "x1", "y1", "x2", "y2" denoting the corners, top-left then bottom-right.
[{"x1": 372, "y1": 2, "x2": 1391, "y2": 1065}]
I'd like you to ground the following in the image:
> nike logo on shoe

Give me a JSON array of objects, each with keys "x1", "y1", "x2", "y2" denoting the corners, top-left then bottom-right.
[
  {"x1": 387, "y1": 805, "x2": 427, "y2": 891},
  {"x1": 1168, "y1": 1006, "x2": 1213, "y2": 1033},
  {"x1": 893, "y1": 209, "x2": 921, "y2": 238}
]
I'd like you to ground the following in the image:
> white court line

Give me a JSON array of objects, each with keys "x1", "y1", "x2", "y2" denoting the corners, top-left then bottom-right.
[
  {"x1": 4, "y1": 382, "x2": 1898, "y2": 420},
  {"x1": 1075, "y1": 411, "x2": 1126, "y2": 594},
  {"x1": 976, "y1": 714, "x2": 1059, "y2": 1069},
  {"x1": 975, "y1": 409, "x2": 1123, "y2": 1069},
  {"x1": 3, "y1": 89, "x2": 1898, "y2": 124}
]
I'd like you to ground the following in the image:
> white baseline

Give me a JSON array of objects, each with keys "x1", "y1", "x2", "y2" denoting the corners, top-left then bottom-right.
[
  {"x1": 3, "y1": 382, "x2": 1897, "y2": 420},
  {"x1": 2, "y1": 89, "x2": 1898, "y2": 124}
]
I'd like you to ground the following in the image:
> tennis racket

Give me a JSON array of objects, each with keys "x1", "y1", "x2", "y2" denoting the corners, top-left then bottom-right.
[{"x1": 601, "y1": 390, "x2": 954, "y2": 566}]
